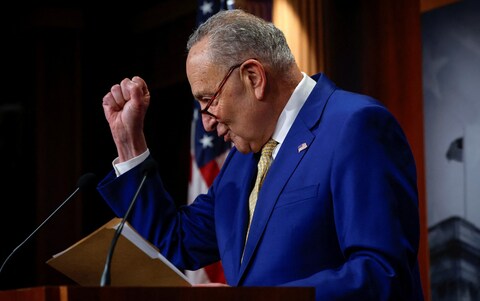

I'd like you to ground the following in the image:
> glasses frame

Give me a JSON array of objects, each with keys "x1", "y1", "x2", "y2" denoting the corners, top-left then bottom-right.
[{"x1": 200, "y1": 62, "x2": 243, "y2": 118}]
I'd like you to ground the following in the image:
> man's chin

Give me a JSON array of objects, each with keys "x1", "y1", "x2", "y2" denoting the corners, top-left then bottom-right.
[{"x1": 233, "y1": 144, "x2": 252, "y2": 154}]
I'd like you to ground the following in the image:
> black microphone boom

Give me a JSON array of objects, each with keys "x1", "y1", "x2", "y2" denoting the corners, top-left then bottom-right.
[
  {"x1": 100, "y1": 158, "x2": 157, "y2": 286},
  {"x1": 0, "y1": 172, "x2": 97, "y2": 275}
]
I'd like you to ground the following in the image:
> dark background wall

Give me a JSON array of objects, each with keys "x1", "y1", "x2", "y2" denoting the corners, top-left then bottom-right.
[{"x1": 1, "y1": 1, "x2": 196, "y2": 289}]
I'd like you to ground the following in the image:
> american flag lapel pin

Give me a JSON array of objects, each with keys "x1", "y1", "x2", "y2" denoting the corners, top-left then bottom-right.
[{"x1": 297, "y1": 142, "x2": 308, "y2": 153}]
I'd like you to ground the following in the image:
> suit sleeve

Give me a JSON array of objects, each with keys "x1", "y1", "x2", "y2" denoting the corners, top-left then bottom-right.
[
  {"x1": 97, "y1": 161, "x2": 221, "y2": 270},
  {"x1": 282, "y1": 105, "x2": 423, "y2": 301}
]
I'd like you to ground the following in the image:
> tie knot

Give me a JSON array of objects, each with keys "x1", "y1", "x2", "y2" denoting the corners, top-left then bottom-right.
[{"x1": 261, "y1": 139, "x2": 278, "y2": 158}]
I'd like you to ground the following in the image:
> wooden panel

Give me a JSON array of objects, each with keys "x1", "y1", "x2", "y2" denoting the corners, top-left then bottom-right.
[
  {"x1": 235, "y1": 0, "x2": 273, "y2": 21},
  {"x1": 273, "y1": 0, "x2": 325, "y2": 75},
  {"x1": 0, "y1": 286, "x2": 315, "y2": 301},
  {"x1": 33, "y1": 16, "x2": 84, "y2": 286},
  {"x1": 421, "y1": 0, "x2": 461, "y2": 12}
]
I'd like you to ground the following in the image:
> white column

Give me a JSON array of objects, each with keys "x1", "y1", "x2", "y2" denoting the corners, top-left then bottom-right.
[{"x1": 465, "y1": 124, "x2": 480, "y2": 228}]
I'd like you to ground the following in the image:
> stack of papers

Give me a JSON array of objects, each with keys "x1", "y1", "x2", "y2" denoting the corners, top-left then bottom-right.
[{"x1": 47, "y1": 218, "x2": 192, "y2": 287}]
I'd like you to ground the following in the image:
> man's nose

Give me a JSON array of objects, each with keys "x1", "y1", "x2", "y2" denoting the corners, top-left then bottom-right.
[{"x1": 202, "y1": 113, "x2": 218, "y2": 132}]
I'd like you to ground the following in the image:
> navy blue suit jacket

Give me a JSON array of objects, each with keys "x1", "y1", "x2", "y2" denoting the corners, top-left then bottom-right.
[{"x1": 98, "y1": 73, "x2": 424, "y2": 300}]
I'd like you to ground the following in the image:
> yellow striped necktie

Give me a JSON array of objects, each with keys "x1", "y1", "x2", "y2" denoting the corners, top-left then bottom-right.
[{"x1": 247, "y1": 138, "x2": 278, "y2": 233}]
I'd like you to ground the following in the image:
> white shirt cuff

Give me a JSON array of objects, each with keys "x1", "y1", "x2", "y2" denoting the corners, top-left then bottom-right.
[{"x1": 113, "y1": 149, "x2": 150, "y2": 177}]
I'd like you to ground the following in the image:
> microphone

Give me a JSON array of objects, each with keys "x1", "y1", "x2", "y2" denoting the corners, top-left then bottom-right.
[
  {"x1": 0, "y1": 172, "x2": 97, "y2": 275},
  {"x1": 100, "y1": 158, "x2": 157, "y2": 286}
]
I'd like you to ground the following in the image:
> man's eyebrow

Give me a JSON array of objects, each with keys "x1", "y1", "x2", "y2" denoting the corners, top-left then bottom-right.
[
  {"x1": 192, "y1": 93, "x2": 204, "y2": 101},
  {"x1": 193, "y1": 90, "x2": 213, "y2": 101}
]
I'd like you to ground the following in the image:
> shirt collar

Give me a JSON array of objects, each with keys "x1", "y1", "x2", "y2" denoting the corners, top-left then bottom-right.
[{"x1": 271, "y1": 72, "x2": 316, "y2": 158}]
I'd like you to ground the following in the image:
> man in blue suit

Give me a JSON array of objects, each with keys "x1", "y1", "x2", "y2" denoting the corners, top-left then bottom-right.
[{"x1": 98, "y1": 9, "x2": 424, "y2": 300}]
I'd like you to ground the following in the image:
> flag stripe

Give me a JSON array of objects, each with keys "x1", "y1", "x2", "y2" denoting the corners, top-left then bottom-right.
[
  {"x1": 199, "y1": 160, "x2": 220, "y2": 187},
  {"x1": 187, "y1": 0, "x2": 234, "y2": 284}
]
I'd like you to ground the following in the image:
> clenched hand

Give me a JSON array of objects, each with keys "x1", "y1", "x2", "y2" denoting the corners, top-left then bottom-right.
[{"x1": 102, "y1": 76, "x2": 150, "y2": 162}]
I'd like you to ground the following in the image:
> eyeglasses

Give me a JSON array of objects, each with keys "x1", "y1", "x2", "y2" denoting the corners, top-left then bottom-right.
[{"x1": 200, "y1": 62, "x2": 243, "y2": 118}]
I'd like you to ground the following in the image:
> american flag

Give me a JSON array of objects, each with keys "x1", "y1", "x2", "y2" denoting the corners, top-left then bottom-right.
[{"x1": 186, "y1": 0, "x2": 234, "y2": 284}]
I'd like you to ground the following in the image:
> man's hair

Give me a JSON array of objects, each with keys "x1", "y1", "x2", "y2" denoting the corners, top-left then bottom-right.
[{"x1": 187, "y1": 9, "x2": 295, "y2": 72}]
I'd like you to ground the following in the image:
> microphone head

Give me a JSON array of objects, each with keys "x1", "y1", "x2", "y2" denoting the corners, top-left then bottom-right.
[
  {"x1": 77, "y1": 172, "x2": 98, "y2": 191},
  {"x1": 142, "y1": 158, "x2": 158, "y2": 176}
]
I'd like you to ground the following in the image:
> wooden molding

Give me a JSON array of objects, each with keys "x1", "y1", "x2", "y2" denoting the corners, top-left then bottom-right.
[{"x1": 421, "y1": 0, "x2": 461, "y2": 12}]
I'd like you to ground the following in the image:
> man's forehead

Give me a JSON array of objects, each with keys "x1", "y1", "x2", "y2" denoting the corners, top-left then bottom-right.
[
  {"x1": 187, "y1": 37, "x2": 210, "y2": 65},
  {"x1": 187, "y1": 52, "x2": 211, "y2": 73},
  {"x1": 187, "y1": 54, "x2": 216, "y2": 82},
  {"x1": 187, "y1": 40, "x2": 213, "y2": 74},
  {"x1": 187, "y1": 44, "x2": 223, "y2": 95},
  {"x1": 187, "y1": 61, "x2": 217, "y2": 99}
]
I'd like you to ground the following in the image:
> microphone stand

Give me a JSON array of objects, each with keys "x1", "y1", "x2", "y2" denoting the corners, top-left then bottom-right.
[
  {"x1": 100, "y1": 159, "x2": 156, "y2": 286},
  {"x1": 0, "y1": 173, "x2": 97, "y2": 276}
]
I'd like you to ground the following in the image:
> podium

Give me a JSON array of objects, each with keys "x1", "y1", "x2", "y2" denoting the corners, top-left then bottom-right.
[{"x1": 0, "y1": 286, "x2": 315, "y2": 301}]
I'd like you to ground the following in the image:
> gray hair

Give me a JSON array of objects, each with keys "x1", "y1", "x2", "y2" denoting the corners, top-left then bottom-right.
[{"x1": 186, "y1": 9, "x2": 296, "y2": 72}]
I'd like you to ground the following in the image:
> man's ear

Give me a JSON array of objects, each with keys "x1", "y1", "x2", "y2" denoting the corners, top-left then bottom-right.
[{"x1": 240, "y1": 59, "x2": 266, "y2": 100}]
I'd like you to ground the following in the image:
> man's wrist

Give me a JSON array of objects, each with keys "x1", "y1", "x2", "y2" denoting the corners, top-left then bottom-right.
[{"x1": 113, "y1": 149, "x2": 150, "y2": 176}]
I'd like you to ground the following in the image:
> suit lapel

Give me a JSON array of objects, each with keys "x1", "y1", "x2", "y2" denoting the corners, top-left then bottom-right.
[
  {"x1": 236, "y1": 74, "x2": 336, "y2": 284},
  {"x1": 237, "y1": 125, "x2": 315, "y2": 279},
  {"x1": 221, "y1": 152, "x2": 257, "y2": 284}
]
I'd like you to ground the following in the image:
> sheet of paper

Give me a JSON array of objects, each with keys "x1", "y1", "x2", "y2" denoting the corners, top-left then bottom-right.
[{"x1": 47, "y1": 218, "x2": 192, "y2": 287}]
